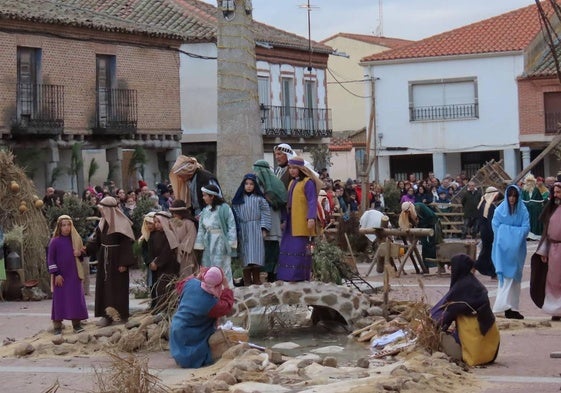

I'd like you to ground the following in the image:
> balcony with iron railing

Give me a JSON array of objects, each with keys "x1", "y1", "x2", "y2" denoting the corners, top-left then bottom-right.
[
  {"x1": 410, "y1": 103, "x2": 479, "y2": 121},
  {"x1": 12, "y1": 83, "x2": 64, "y2": 136},
  {"x1": 260, "y1": 105, "x2": 332, "y2": 138},
  {"x1": 93, "y1": 88, "x2": 137, "y2": 136},
  {"x1": 545, "y1": 112, "x2": 561, "y2": 134}
]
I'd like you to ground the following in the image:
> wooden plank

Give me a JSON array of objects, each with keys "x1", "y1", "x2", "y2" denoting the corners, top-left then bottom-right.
[{"x1": 512, "y1": 132, "x2": 561, "y2": 185}]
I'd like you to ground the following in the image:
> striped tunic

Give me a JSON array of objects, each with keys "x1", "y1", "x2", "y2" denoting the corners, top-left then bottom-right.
[{"x1": 233, "y1": 194, "x2": 272, "y2": 267}]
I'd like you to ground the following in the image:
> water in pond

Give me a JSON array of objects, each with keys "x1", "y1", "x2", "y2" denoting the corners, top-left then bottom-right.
[{"x1": 248, "y1": 325, "x2": 372, "y2": 366}]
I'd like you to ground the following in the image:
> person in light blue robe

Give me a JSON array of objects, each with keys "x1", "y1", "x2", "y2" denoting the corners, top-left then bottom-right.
[{"x1": 491, "y1": 184, "x2": 530, "y2": 319}]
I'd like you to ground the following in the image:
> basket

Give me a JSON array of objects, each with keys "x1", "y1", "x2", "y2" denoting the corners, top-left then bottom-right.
[
  {"x1": 209, "y1": 328, "x2": 249, "y2": 361},
  {"x1": 208, "y1": 300, "x2": 250, "y2": 361}
]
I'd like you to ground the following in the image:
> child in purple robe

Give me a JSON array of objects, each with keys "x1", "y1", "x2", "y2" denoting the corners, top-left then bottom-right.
[{"x1": 47, "y1": 215, "x2": 89, "y2": 334}]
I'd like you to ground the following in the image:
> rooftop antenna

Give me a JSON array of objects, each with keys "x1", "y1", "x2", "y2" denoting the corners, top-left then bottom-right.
[
  {"x1": 300, "y1": 0, "x2": 319, "y2": 71},
  {"x1": 374, "y1": 0, "x2": 383, "y2": 37}
]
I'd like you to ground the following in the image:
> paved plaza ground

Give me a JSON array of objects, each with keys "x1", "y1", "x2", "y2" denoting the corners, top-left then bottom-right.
[{"x1": 1, "y1": 240, "x2": 561, "y2": 392}]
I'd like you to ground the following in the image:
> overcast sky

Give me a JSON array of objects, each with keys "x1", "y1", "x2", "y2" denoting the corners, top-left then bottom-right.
[{"x1": 203, "y1": 0, "x2": 536, "y2": 41}]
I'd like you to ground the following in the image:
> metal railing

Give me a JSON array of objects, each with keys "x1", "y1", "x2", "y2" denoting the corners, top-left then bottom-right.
[
  {"x1": 95, "y1": 88, "x2": 137, "y2": 133},
  {"x1": 545, "y1": 112, "x2": 561, "y2": 134},
  {"x1": 14, "y1": 83, "x2": 64, "y2": 132},
  {"x1": 261, "y1": 105, "x2": 332, "y2": 137},
  {"x1": 410, "y1": 103, "x2": 478, "y2": 121}
]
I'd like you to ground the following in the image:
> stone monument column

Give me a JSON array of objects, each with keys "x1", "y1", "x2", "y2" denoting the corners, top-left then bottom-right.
[{"x1": 216, "y1": 0, "x2": 263, "y2": 199}]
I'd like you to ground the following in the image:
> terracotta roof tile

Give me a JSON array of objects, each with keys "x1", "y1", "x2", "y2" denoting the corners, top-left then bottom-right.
[
  {"x1": 0, "y1": 0, "x2": 190, "y2": 40},
  {"x1": 361, "y1": 2, "x2": 548, "y2": 63},
  {"x1": 321, "y1": 33, "x2": 412, "y2": 49},
  {"x1": 526, "y1": 43, "x2": 561, "y2": 77},
  {"x1": 59, "y1": 0, "x2": 331, "y2": 52},
  {"x1": 329, "y1": 137, "x2": 353, "y2": 151}
]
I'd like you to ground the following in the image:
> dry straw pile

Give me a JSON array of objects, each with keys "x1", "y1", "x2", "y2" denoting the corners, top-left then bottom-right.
[{"x1": 0, "y1": 150, "x2": 50, "y2": 292}]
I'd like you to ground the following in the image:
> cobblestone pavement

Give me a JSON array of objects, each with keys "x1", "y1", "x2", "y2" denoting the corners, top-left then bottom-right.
[{"x1": 1, "y1": 240, "x2": 561, "y2": 392}]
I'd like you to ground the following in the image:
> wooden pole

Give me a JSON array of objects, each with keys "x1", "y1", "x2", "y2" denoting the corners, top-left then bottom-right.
[
  {"x1": 512, "y1": 133, "x2": 561, "y2": 185},
  {"x1": 359, "y1": 227, "x2": 433, "y2": 237},
  {"x1": 382, "y1": 236, "x2": 391, "y2": 320},
  {"x1": 360, "y1": 77, "x2": 377, "y2": 214}
]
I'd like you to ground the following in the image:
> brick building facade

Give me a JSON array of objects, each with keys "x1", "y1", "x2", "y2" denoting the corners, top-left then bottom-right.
[{"x1": 0, "y1": 1, "x2": 184, "y2": 192}]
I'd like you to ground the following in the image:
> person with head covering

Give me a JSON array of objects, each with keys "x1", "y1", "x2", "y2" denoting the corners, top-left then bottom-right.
[
  {"x1": 460, "y1": 181, "x2": 482, "y2": 239},
  {"x1": 521, "y1": 173, "x2": 544, "y2": 240},
  {"x1": 47, "y1": 215, "x2": 89, "y2": 334},
  {"x1": 168, "y1": 199, "x2": 198, "y2": 278},
  {"x1": 232, "y1": 173, "x2": 272, "y2": 286},
  {"x1": 474, "y1": 186, "x2": 501, "y2": 278},
  {"x1": 138, "y1": 212, "x2": 156, "y2": 288},
  {"x1": 536, "y1": 176, "x2": 549, "y2": 200},
  {"x1": 536, "y1": 182, "x2": 561, "y2": 320},
  {"x1": 431, "y1": 254, "x2": 499, "y2": 365},
  {"x1": 273, "y1": 143, "x2": 317, "y2": 189},
  {"x1": 277, "y1": 156, "x2": 323, "y2": 282},
  {"x1": 252, "y1": 160, "x2": 288, "y2": 282},
  {"x1": 273, "y1": 143, "x2": 296, "y2": 188},
  {"x1": 415, "y1": 202, "x2": 442, "y2": 272},
  {"x1": 194, "y1": 184, "x2": 237, "y2": 284},
  {"x1": 86, "y1": 196, "x2": 136, "y2": 326},
  {"x1": 398, "y1": 201, "x2": 417, "y2": 229},
  {"x1": 147, "y1": 211, "x2": 180, "y2": 312},
  {"x1": 169, "y1": 155, "x2": 221, "y2": 219},
  {"x1": 317, "y1": 189, "x2": 330, "y2": 227},
  {"x1": 169, "y1": 266, "x2": 234, "y2": 368},
  {"x1": 491, "y1": 185, "x2": 530, "y2": 319}
]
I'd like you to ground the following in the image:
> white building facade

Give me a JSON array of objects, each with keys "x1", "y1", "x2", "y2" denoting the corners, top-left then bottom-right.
[{"x1": 363, "y1": 53, "x2": 524, "y2": 181}]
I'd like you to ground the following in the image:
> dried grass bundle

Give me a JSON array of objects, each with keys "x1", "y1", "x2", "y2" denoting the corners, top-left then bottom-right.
[
  {"x1": 42, "y1": 380, "x2": 60, "y2": 393},
  {"x1": 404, "y1": 301, "x2": 441, "y2": 354},
  {"x1": 0, "y1": 150, "x2": 50, "y2": 291},
  {"x1": 402, "y1": 279, "x2": 441, "y2": 353},
  {"x1": 92, "y1": 351, "x2": 172, "y2": 393}
]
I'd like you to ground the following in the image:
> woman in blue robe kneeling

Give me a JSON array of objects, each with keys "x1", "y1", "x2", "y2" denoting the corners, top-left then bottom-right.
[{"x1": 170, "y1": 266, "x2": 234, "y2": 368}]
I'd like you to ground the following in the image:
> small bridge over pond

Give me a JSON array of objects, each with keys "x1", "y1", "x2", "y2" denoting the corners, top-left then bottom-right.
[{"x1": 231, "y1": 281, "x2": 372, "y2": 329}]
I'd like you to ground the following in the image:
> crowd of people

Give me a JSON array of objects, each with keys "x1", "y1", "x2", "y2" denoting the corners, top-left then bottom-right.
[{"x1": 41, "y1": 142, "x2": 561, "y2": 369}]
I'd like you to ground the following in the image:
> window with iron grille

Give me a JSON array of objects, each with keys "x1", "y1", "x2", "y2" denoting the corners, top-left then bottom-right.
[
  {"x1": 409, "y1": 77, "x2": 478, "y2": 121},
  {"x1": 544, "y1": 91, "x2": 561, "y2": 134}
]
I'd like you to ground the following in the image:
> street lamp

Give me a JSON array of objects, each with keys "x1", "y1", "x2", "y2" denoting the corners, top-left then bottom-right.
[{"x1": 259, "y1": 103, "x2": 269, "y2": 123}]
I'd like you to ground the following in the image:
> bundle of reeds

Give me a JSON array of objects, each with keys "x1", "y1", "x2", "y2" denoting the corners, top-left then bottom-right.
[
  {"x1": 0, "y1": 150, "x2": 50, "y2": 292},
  {"x1": 92, "y1": 351, "x2": 172, "y2": 393}
]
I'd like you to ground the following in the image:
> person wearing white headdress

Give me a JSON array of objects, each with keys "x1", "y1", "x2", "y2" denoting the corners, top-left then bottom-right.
[
  {"x1": 86, "y1": 196, "x2": 135, "y2": 327},
  {"x1": 194, "y1": 184, "x2": 238, "y2": 284},
  {"x1": 273, "y1": 143, "x2": 317, "y2": 189},
  {"x1": 274, "y1": 143, "x2": 296, "y2": 188}
]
